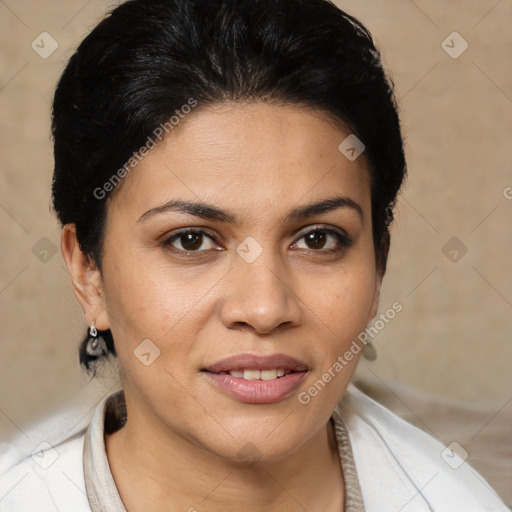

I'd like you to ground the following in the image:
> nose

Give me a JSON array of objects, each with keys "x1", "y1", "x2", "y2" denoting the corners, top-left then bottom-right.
[{"x1": 219, "y1": 249, "x2": 302, "y2": 335}]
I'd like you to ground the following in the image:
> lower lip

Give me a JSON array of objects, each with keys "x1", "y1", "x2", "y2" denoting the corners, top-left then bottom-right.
[{"x1": 203, "y1": 371, "x2": 307, "y2": 404}]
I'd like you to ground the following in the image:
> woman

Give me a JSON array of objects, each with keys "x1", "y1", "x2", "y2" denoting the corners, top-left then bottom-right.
[{"x1": 0, "y1": 0, "x2": 508, "y2": 510}]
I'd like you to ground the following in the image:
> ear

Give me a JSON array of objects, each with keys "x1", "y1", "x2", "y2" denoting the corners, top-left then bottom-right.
[{"x1": 61, "y1": 224, "x2": 110, "y2": 331}]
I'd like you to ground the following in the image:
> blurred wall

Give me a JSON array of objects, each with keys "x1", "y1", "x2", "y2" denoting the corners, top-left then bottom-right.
[{"x1": 0, "y1": 0, "x2": 511, "y2": 437}]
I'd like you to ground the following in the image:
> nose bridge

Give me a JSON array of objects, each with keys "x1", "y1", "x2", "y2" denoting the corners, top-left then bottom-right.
[{"x1": 220, "y1": 239, "x2": 301, "y2": 333}]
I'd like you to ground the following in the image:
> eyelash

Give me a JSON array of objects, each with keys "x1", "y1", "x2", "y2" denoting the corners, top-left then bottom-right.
[{"x1": 161, "y1": 226, "x2": 353, "y2": 257}]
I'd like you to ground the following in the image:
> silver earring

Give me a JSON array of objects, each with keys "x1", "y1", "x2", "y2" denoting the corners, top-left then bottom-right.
[
  {"x1": 362, "y1": 340, "x2": 377, "y2": 361},
  {"x1": 89, "y1": 321, "x2": 97, "y2": 337},
  {"x1": 86, "y1": 321, "x2": 103, "y2": 357}
]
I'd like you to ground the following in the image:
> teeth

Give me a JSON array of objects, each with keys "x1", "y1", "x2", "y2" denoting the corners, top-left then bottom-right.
[
  {"x1": 244, "y1": 369, "x2": 261, "y2": 380},
  {"x1": 260, "y1": 369, "x2": 277, "y2": 381},
  {"x1": 227, "y1": 369, "x2": 288, "y2": 380}
]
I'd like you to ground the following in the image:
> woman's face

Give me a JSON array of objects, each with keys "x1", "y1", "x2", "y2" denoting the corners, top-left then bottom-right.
[{"x1": 92, "y1": 102, "x2": 381, "y2": 462}]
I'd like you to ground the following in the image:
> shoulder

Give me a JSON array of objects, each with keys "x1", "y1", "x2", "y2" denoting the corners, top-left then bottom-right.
[
  {"x1": 336, "y1": 384, "x2": 509, "y2": 512},
  {"x1": 0, "y1": 432, "x2": 91, "y2": 512},
  {"x1": 0, "y1": 389, "x2": 118, "y2": 512}
]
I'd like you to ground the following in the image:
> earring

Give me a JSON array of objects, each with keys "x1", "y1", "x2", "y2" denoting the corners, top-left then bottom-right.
[
  {"x1": 86, "y1": 321, "x2": 103, "y2": 357},
  {"x1": 89, "y1": 321, "x2": 97, "y2": 338},
  {"x1": 362, "y1": 340, "x2": 377, "y2": 361}
]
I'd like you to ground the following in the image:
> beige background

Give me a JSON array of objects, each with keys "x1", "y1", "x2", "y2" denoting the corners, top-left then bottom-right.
[{"x1": 0, "y1": 0, "x2": 511, "y2": 445}]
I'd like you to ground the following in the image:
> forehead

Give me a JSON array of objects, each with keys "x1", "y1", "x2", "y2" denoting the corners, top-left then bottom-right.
[{"x1": 106, "y1": 102, "x2": 371, "y2": 221}]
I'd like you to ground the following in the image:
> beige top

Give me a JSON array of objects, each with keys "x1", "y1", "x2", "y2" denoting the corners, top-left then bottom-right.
[{"x1": 83, "y1": 389, "x2": 366, "y2": 511}]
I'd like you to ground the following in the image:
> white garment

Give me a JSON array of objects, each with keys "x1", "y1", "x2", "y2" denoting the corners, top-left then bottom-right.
[{"x1": 0, "y1": 384, "x2": 508, "y2": 511}]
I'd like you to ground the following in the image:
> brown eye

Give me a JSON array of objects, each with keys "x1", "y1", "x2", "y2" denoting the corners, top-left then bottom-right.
[
  {"x1": 179, "y1": 232, "x2": 203, "y2": 250},
  {"x1": 164, "y1": 230, "x2": 218, "y2": 252},
  {"x1": 293, "y1": 227, "x2": 353, "y2": 253},
  {"x1": 303, "y1": 231, "x2": 327, "y2": 250}
]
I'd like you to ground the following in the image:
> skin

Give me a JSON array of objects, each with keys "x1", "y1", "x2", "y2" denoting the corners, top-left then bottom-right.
[{"x1": 62, "y1": 101, "x2": 384, "y2": 512}]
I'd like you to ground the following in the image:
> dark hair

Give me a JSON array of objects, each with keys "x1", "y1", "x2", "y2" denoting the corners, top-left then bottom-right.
[{"x1": 51, "y1": 0, "x2": 407, "y2": 373}]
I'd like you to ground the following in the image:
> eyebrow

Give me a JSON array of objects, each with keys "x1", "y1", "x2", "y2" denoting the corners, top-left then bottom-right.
[{"x1": 137, "y1": 195, "x2": 363, "y2": 224}]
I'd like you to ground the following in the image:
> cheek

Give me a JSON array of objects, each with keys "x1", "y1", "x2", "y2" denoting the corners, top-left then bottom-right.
[
  {"x1": 311, "y1": 259, "x2": 377, "y2": 332},
  {"x1": 100, "y1": 245, "x2": 219, "y2": 367},
  {"x1": 100, "y1": 242, "x2": 169, "y2": 353},
  {"x1": 102, "y1": 238, "x2": 177, "y2": 328},
  {"x1": 299, "y1": 253, "x2": 377, "y2": 395},
  {"x1": 295, "y1": 266, "x2": 377, "y2": 411}
]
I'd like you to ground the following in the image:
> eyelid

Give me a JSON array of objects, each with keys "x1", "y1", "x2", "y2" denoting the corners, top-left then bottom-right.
[
  {"x1": 161, "y1": 228, "x2": 222, "y2": 250},
  {"x1": 293, "y1": 223, "x2": 348, "y2": 238}
]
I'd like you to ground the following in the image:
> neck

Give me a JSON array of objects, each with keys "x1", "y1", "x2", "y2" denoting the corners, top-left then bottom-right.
[{"x1": 105, "y1": 394, "x2": 344, "y2": 512}]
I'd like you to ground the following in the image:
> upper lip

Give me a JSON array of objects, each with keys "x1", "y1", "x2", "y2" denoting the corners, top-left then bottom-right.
[{"x1": 202, "y1": 353, "x2": 310, "y2": 373}]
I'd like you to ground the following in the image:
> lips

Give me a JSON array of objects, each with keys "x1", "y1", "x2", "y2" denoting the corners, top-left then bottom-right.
[
  {"x1": 202, "y1": 353, "x2": 309, "y2": 404},
  {"x1": 203, "y1": 353, "x2": 309, "y2": 374}
]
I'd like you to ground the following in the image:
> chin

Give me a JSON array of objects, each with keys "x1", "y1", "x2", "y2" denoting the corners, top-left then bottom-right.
[{"x1": 202, "y1": 421, "x2": 310, "y2": 467}]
